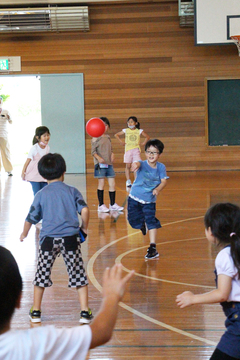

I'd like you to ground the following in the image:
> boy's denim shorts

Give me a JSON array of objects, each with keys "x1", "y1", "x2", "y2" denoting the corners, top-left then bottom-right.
[
  {"x1": 127, "y1": 196, "x2": 161, "y2": 230},
  {"x1": 94, "y1": 164, "x2": 115, "y2": 178}
]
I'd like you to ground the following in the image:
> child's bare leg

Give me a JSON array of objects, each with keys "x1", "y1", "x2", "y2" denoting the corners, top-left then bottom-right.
[
  {"x1": 149, "y1": 228, "x2": 157, "y2": 245},
  {"x1": 98, "y1": 178, "x2": 105, "y2": 191},
  {"x1": 77, "y1": 285, "x2": 88, "y2": 311},
  {"x1": 125, "y1": 163, "x2": 131, "y2": 181},
  {"x1": 33, "y1": 285, "x2": 45, "y2": 310}
]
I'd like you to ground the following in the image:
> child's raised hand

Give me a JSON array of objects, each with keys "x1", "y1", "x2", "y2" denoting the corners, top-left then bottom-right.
[
  {"x1": 131, "y1": 162, "x2": 140, "y2": 172},
  {"x1": 102, "y1": 264, "x2": 134, "y2": 301},
  {"x1": 176, "y1": 291, "x2": 195, "y2": 308}
]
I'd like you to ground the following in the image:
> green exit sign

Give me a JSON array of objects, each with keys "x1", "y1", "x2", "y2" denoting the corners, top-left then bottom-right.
[{"x1": 0, "y1": 59, "x2": 9, "y2": 70}]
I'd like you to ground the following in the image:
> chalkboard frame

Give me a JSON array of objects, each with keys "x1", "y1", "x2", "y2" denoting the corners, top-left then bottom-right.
[{"x1": 205, "y1": 77, "x2": 240, "y2": 147}]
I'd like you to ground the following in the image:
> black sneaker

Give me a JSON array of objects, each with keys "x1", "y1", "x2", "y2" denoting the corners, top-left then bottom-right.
[
  {"x1": 140, "y1": 223, "x2": 147, "y2": 235},
  {"x1": 145, "y1": 245, "x2": 159, "y2": 260},
  {"x1": 79, "y1": 309, "x2": 93, "y2": 324},
  {"x1": 29, "y1": 307, "x2": 41, "y2": 323}
]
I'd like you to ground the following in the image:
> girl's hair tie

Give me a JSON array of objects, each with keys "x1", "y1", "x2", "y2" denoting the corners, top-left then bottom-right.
[{"x1": 230, "y1": 232, "x2": 236, "y2": 237}]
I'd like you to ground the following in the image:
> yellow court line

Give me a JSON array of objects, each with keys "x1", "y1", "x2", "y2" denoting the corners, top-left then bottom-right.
[{"x1": 87, "y1": 216, "x2": 217, "y2": 346}]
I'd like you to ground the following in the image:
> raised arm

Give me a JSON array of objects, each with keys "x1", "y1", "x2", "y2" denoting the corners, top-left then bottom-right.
[
  {"x1": 131, "y1": 161, "x2": 141, "y2": 172},
  {"x1": 89, "y1": 264, "x2": 134, "y2": 349}
]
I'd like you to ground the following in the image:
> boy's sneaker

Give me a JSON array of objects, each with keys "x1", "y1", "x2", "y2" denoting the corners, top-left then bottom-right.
[
  {"x1": 126, "y1": 179, "x2": 132, "y2": 187},
  {"x1": 29, "y1": 307, "x2": 41, "y2": 323},
  {"x1": 109, "y1": 203, "x2": 124, "y2": 211},
  {"x1": 79, "y1": 309, "x2": 93, "y2": 324},
  {"x1": 98, "y1": 204, "x2": 109, "y2": 213},
  {"x1": 145, "y1": 245, "x2": 159, "y2": 260}
]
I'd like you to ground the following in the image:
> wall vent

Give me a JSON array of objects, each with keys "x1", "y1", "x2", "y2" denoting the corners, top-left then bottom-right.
[{"x1": 0, "y1": 6, "x2": 89, "y2": 33}]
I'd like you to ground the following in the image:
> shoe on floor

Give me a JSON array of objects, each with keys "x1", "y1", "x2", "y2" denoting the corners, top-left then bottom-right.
[
  {"x1": 7, "y1": 172, "x2": 13, "y2": 176},
  {"x1": 126, "y1": 179, "x2": 132, "y2": 187},
  {"x1": 29, "y1": 307, "x2": 41, "y2": 323},
  {"x1": 79, "y1": 309, "x2": 93, "y2": 324},
  {"x1": 145, "y1": 245, "x2": 159, "y2": 260},
  {"x1": 109, "y1": 203, "x2": 124, "y2": 211},
  {"x1": 98, "y1": 204, "x2": 109, "y2": 213}
]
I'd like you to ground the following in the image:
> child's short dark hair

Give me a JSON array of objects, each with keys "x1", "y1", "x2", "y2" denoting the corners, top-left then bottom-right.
[
  {"x1": 100, "y1": 117, "x2": 110, "y2": 128},
  {"x1": 0, "y1": 246, "x2": 22, "y2": 330},
  {"x1": 38, "y1": 153, "x2": 66, "y2": 180},
  {"x1": 145, "y1": 139, "x2": 164, "y2": 154}
]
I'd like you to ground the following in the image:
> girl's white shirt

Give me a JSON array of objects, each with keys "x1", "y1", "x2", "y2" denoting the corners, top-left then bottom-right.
[
  {"x1": 27, "y1": 143, "x2": 50, "y2": 160},
  {"x1": 215, "y1": 246, "x2": 240, "y2": 302}
]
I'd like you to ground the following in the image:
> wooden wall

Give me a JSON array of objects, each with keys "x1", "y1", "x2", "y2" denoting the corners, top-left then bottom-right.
[{"x1": 1, "y1": 1, "x2": 240, "y2": 172}]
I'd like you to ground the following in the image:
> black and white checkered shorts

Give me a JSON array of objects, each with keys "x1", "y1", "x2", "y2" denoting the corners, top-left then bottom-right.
[{"x1": 33, "y1": 235, "x2": 88, "y2": 288}]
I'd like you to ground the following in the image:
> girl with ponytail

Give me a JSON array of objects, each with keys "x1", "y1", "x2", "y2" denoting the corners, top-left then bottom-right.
[{"x1": 176, "y1": 203, "x2": 240, "y2": 360}]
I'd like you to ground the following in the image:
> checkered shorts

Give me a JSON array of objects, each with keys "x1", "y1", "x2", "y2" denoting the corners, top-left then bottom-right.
[{"x1": 33, "y1": 235, "x2": 88, "y2": 288}]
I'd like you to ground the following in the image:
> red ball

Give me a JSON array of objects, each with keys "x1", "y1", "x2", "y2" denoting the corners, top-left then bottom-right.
[{"x1": 86, "y1": 117, "x2": 105, "y2": 137}]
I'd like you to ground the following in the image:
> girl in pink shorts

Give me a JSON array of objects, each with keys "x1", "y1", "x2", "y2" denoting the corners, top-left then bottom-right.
[{"x1": 114, "y1": 116, "x2": 150, "y2": 187}]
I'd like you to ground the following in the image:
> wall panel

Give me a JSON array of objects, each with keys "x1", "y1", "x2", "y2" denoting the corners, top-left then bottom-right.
[{"x1": 1, "y1": 1, "x2": 240, "y2": 172}]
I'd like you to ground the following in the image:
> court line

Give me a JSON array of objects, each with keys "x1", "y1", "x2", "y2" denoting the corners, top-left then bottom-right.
[
  {"x1": 115, "y1": 239, "x2": 215, "y2": 289},
  {"x1": 87, "y1": 216, "x2": 217, "y2": 346}
]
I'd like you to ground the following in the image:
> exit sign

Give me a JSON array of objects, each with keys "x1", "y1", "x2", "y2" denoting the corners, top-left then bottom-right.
[
  {"x1": 0, "y1": 59, "x2": 9, "y2": 70},
  {"x1": 0, "y1": 57, "x2": 21, "y2": 72}
]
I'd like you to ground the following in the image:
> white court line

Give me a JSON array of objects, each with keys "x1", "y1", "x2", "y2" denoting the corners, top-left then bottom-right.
[
  {"x1": 115, "y1": 238, "x2": 215, "y2": 289},
  {"x1": 87, "y1": 216, "x2": 217, "y2": 346}
]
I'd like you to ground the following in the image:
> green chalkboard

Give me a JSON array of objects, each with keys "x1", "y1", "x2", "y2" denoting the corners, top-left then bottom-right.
[{"x1": 207, "y1": 79, "x2": 240, "y2": 146}]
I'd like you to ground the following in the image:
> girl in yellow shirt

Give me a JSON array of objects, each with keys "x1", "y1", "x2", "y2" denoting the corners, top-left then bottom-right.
[{"x1": 114, "y1": 116, "x2": 150, "y2": 187}]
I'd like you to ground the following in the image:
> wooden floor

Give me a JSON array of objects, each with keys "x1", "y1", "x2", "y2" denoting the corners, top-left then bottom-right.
[{"x1": 1, "y1": 168, "x2": 240, "y2": 359}]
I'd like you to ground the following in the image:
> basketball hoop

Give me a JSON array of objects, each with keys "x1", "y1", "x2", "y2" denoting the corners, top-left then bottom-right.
[{"x1": 231, "y1": 35, "x2": 240, "y2": 56}]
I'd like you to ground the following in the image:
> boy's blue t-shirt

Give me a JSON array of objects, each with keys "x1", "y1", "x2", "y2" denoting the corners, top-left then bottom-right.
[
  {"x1": 26, "y1": 181, "x2": 87, "y2": 242},
  {"x1": 130, "y1": 160, "x2": 168, "y2": 203}
]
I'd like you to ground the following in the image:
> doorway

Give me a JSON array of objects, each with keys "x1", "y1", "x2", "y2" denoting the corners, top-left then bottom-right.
[{"x1": 0, "y1": 73, "x2": 85, "y2": 174}]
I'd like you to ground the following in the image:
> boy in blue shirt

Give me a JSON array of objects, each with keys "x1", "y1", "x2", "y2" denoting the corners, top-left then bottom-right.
[
  {"x1": 20, "y1": 153, "x2": 92, "y2": 324},
  {"x1": 128, "y1": 139, "x2": 169, "y2": 259}
]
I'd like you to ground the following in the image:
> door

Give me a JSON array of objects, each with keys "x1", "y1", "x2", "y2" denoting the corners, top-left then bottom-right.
[{"x1": 40, "y1": 73, "x2": 85, "y2": 173}]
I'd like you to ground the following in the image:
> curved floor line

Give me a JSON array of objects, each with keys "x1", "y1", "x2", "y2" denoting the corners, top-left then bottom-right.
[
  {"x1": 87, "y1": 216, "x2": 217, "y2": 346},
  {"x1": 115, "y1": 248, "x2": 215, "y2": 289}
]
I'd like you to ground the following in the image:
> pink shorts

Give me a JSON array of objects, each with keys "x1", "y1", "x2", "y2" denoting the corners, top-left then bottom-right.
[{"x1": 124, "y1": 148, "x2": 141, "y2": 163}]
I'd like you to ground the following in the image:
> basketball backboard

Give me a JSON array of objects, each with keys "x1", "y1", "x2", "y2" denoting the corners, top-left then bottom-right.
[{"x1": 195, "y1": 0, "x2": 240, "y2": 45}]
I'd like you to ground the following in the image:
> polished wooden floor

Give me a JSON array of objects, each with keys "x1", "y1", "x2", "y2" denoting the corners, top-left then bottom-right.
[{"x1": 1, "y1": 168, "x2": 240, "y2": 359}]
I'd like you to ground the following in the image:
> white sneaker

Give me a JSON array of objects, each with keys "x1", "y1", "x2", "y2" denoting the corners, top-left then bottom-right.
[
  {"x1": 109, "y1": 203, "x2": 124, "y2": 211},
  {"x1": 126, "y1": 180, "x2": 132, "y2": 187},
  {"x1": 98, "y1": 204, "x2": 110, "y2": 213}
]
